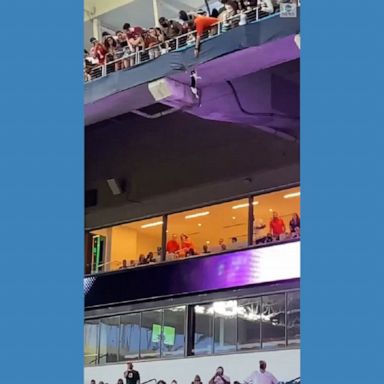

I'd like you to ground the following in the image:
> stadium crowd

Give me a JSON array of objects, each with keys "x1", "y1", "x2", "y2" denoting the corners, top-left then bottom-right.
[
  {"x1": 89, "y1": 360, "x2": 286, "y2": 384},
  {"x1": 84, "y1": 0, "x2": 299, "y2": 81}
]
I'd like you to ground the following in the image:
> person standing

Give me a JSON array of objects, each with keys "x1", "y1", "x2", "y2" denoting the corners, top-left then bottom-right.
[
  {"x1": 244, "y1": 360, "x2": 278, "y2": 384},
  {"x1": 269, "y1": 211, "x2": 286, "y2": 239},
  {"x1": 209, "y1": 366, "x2": 230, "y2": 384},
  {"x1": 124, "y1": 362, "x2": 140, "y2": 384}
]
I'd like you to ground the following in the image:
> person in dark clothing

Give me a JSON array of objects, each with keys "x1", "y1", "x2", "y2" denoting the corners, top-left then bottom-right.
[
  {"x1": 124, "y1": 362, "x2": 140, "y2": 384},
  {"x1": 289, "y1": 213, "x2": 300, "y2": 234}
]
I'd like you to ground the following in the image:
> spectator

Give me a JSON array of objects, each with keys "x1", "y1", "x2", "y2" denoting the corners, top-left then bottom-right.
[
  {"x1": 219, "y1": 238, "x2": 227, "y2": 251},
  {"x1": 90, "y1": 381, "x2": 96, "y2": 384},
  {"x1": 117, "y1": 380, "x2": 124, "y2": 384},
  {"x1": 202, "y1": 244, "x2": 211, "y2": 254},
  {"x1": 146, "y1": 251, "x2": 156, "y2": 263},
  {"x1": 171, "y1": 381, "x2": 178, "y2": 384},
  {"x1": 167, "y1": 234, "x2": 181, "y2": 254},
  {"x1": 119, "y1": 259, "x2": 128, "y2": 269},
  {"x1": 124, "y1": 362, "x2": 140, "y2": 384},
  {"x1": 244, "y1": 360, "x2": 278, "y2": 384},
  {"x1": 143, "y1": 28, "x2": 162, "y2": 59},
  {"x1": 254, "y1": 218, "x2": 267, "y2": 244},
  {"x1": 84, "y1": 49, "x2": 94, "y2": 81},
  {"x1": 138, "y1": 254, "x2": 148, "y2": 265},
  {"x1": 269, "y1": 211, "x2": 286, "y2": 238},
  {"x1": 259, "y1": 0, "x2": 274, "y2": 14},
  {"x1": 192, "y1": 375, "x2": 203, "y2": 384},
  {"x1": 159, "y1": 17, "x2": 183, "y2": 40},
  {"x1": 231, "y1": 237, "x2": 239, "y2": 248},
  {"x1": 99, "y1": 382, "x2": 105, "y2": 384},
  {"x1": 180, "y1": 234, "x2": 196, "y2": 256},
  {"x1": 90, "y1": 37, "x2": 107, "y2": 65},
  {"x1": 104, "y1": 34, "x2": 119, "y2": 62},
  {"x1": 130, "y1": 260, "x2": 136, "y2": 267},
  {"x1": 179, "y1": 11, "x2": 219, "y2": 57},
  {"x1": 289, "y1": 213, "x2": 300, "y2": 233},
  {"x1": 116, "y1": 30, "x2": 132, "y2": 69},
  {"x1": 123, "y1": 23, "x2": 145, "y2": 61},
  {"x1": 209, "y1": 366, "x2": 230, "y2": 384}
]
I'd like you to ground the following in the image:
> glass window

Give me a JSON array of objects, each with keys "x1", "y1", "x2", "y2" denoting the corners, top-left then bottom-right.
[
  {"x1": 119, "y1": 313, "x2": 141, "y2": 361},
  {"x1": 99, "y1": 316, "x2": 120, "y2": 363},
  {"x1": 193, "y1": 304, "x2": 214, "y2": 355},
  {"x1": 162, "y1": 306, "x2": 186, "y2": 357},
  {"x1": 213, "y1": 300, "x2": 237, "y2": 353},
  {"x1": 84, "y1": 320, "x2": 99, "y2": 366},
  {"x1": 287, "y1": 291, "x2": 300, "y2": 346},
  {"x1": 140, "y1": 310, "x2": 163, "y2": 359},
  {"x1": 237, "y1": 298, "x2": 261, "y2": 351},
  {"x1": 166, "y1": 199, "x2": 249, "y2": 261},
  {"x1": 253, "y1": 187, "x2": 300, "y2": 245},
  {"x1": 261, "y1": 294, "x2": 286, "y2": 349}
]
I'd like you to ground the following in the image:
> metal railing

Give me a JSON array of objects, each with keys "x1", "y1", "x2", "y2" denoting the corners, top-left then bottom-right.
[{"x1": 84, "y1": 7, "x2": 280, "y2": 83}]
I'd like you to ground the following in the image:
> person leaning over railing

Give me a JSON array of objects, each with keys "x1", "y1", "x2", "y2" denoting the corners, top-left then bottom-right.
[{"x1": 179, "y1": 10, "x2": 219, "y2": 57}]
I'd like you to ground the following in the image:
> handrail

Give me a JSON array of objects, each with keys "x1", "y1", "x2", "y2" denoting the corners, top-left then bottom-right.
[{"x1": 85, "y1": 5, "x2": 293, "y2": 83}]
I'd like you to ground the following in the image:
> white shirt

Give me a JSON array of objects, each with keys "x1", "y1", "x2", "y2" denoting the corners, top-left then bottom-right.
[{"x1": 244, "y1": 371, "x2": 278, "y2": 384}]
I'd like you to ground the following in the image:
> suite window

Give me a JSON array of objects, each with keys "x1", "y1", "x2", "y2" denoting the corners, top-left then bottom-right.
[
  {"x1": 193, "y1": 304, "x2": 214, "y2": 355},
  {"x1": 161, "y1": 306, "x2": 186, "y2": 357},
  {"x1": 213, "y1": 300, "x2": 237, "y2": 353},
  {"x1": 119, "y1": 313, "x2": 141, "y2": 361},
  {"x1": 99, "y1": 316, "x2": 120, "y2": 363},
  {"x1": 287, "y1": 290, "x2": 300, "y2": 346},
  {"x1": 237, "y1": 298, "x2": 261, "y2": 351},
  {"x1": 140, "y1": 310, "x2": 162, "y2": 359},
  {"x1": 166, "y1": 199, "x2": 249, "y2": 261},
  {"x1": 84, "y1": 320, "x2": 99, "y2": 366},
  {"x1": 261, "y1": 294, "x2": 286, "y2": 349}
]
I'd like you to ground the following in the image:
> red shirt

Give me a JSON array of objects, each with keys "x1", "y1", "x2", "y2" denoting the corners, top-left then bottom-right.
[
  {"x1": 270, "y1": 218, "x2": 286, "y2": 235},
  {"x1": 91, "y1": 43, "x2": 107, "y2": 64},
  {"x1": 127, "y1": 27, "x2": 144, "y2": 40},
  {"x1": 166, "y1": 240, "x2": 180, "y2": 253},
  {"x1": 194, "y1": 16, "x2": 219, "y2": 36}
]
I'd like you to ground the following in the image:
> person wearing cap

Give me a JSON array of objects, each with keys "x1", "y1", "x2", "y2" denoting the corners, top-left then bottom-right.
[
  {"x1": 124, "y1": 362, "x2": 140, "y2": 384},
  {"x1": 243, "y1": 360, "x2": 278, "y2": 384},
  {"x1": 179, "y1": 10, "x2": 219, "y2": 57},
  {"x1": 89, "y1": 37, "x2": 107, "y2": 65}
]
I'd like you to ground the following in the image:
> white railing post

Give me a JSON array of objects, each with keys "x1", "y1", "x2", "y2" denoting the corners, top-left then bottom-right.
[{"x1": 101, "y1": 64, "x2": 106, "y2": 77}]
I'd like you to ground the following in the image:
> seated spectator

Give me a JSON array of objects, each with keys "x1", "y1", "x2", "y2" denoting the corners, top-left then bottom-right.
[
  {"x1": 119, "y1": 259, "x2": 128, "y2": 269},
  {"x1": 269, "y1": 211, "x2": 286, "y2": 239},
  {"x1": 289, "y1": 213, "x2": 300, "y2": 233},
  {"x1": 192, "y1": 375, "x2": 203, "y2": 384},
  {"x1": 179, "y1": 10, "x2": 219, "y2": 57},
  {"x1": 138, "y1": 254, "x2": 148, "y2": 265},
  {"x1": 146, "y1": 252, "x2": 156, "y2": 263},
  {"x1": 167, "y1": 234, "x2": 181, "y2": 255},
  {"x1": 218, "y1": 238, "x2": 227, "y2": 251},
  {"x1": 202, "y1": 244, "x2": 211, "y2": 254},
  {"x1": 159, "y1": 17, "x2": 183, "y2": 40},
  {"x1": 117, "y1": 380, "x2": 124, "y2": 384},
  {"x1": 90, "y1": 37, "x2": 107, "y2": 65},
  {"x1": 230, "y1": 237, "x2": 240, "y2": 248}
]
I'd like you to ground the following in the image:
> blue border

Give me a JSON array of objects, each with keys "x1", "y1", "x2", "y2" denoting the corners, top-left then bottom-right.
[
  {"x1": 0, "y1": 2, "x2": 83, "y2": 383},
  {"x1": 302, "y1": 1, "x2": 383, "y2": 383}
]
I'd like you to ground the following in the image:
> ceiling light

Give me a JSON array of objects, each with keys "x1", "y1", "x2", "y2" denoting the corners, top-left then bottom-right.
[
  {"x1": 269, "y1": 209, "x2": 273, "y2": 212},
  {"x1": 198, "y1": 223, "x2": 202, "y2": 227},
  {"x1": 141, "y1": 221, "x2": 163, "y2": 229},
  {"x1": 185, "y1": 211, "x2": 210, "y2": 219},
  {"x1": 232, "y1": 201, "x2": 258, "y2": 210},
  {"x1": 284, "y1": 191, "x2": 300, "y2": 199},
  {"x1": 232, "y1": 216, "x2": 236, "y2": 220}
]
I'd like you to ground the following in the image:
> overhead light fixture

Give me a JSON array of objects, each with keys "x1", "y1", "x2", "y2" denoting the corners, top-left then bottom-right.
[
  {"x1": 185, "y1": 211, "x2": 210, "y2": 219},
  {"x1": 232, "y1": 216, "x2": 236, "y2": 220},
  {"x1": 284, "y1": 191, "x2": 301, "y2": 199},
  {"x1": 269, "y1": 208, "x2": 273, "y2": 212},
  {"x1": 198, "y1": 223, "x2": 202, "y2": 227},
  {"x1": 232, "y1": 201, "x2": 259, "y2": 210},
  {"x1": 141, "y1": 221, "x2": 163, "y2": 229}
]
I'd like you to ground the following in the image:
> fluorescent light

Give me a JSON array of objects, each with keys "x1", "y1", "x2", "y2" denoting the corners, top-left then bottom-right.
[
  {"x1": 284, "y1": 191, "x2": 300, "y2": 199},
  {"x1": 198, "y1": 223, "x2": 202, "y2": 227},
  {"x1": 185, "y1": 211, "x2": 210, "y2": 219},
  {"x1": 232, "y1": 201, "x2": 259, "y2": 210},
  {"x1": 141, "y1": 221, "x2": 163, "y2": 229}
]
